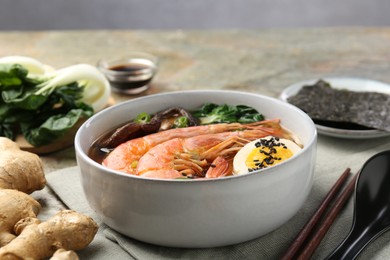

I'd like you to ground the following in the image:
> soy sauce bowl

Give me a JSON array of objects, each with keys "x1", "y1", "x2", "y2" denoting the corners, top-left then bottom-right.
[{"x1": 98, "y1": 52, "x2": 158, "y2": 95}]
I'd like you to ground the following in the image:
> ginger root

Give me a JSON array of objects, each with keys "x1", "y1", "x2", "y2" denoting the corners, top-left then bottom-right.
[
  {"x1": 0, "y1": 210, "x2": 98, "y2": 260},
  {"x1": 0, "y1": 189, "x2": 41, "y2": 247},
  {"x1": 50, "y1": 248, "x2": 79, "y2": 260},
  {"x1": 0, "y1": 138, "x2": 98, "y2": 259},
  {"x1": 0, "y1": 137, "x2": 46, "y2": 193}
]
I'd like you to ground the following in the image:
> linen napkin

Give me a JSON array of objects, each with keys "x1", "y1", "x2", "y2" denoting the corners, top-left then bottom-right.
[
  {"x1": 46, "y1": 166, "x2": 296, "y2": 259},
  {"x1": 45, "y1": 135, "x2": 390, "y2": 260}
]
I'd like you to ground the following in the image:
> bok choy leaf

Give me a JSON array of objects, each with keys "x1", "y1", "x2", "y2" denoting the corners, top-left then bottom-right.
[
  {"x1": 192, "y1": 103, "x2": 264, "y2": 125},
  {"x1": 0, "y1": 59, "x2": 110, "y2": 147}
]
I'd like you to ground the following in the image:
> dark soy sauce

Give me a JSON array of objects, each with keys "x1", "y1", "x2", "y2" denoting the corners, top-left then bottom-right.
[
  {"x1": 109, "y1": 61, "x2": 155, "y2": 90},
  {"x1": 110, "y1": 63, "x2": 149, "y2": 73}
]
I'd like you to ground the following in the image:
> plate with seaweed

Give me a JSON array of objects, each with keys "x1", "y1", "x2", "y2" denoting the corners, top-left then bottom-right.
[{"x1": 280, "y1": 77, "x2": 390, "y2": 139}]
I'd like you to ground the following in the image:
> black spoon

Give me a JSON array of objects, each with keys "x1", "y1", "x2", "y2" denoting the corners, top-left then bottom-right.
[{"x1": 326, "y1": 150, "x2": 390, "y2": 260}]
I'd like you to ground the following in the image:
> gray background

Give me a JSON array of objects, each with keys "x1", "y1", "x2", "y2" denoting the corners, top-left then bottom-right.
[{"x1": 1, "y1": 0, "x2": 390, "y2": 30}]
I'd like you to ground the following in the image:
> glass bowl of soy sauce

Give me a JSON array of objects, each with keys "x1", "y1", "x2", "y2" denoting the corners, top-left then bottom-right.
[{"x1": 98, "y1": 52, "x2": 158, "y2": 95}]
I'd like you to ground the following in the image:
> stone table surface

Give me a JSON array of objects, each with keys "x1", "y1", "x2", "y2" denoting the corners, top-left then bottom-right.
[
  {"x1": 1, "y1": 28, "x2": 390, "y2": 259},
  {"x1": 1, "y1": 28, "x2": 389, "y2": 172}
]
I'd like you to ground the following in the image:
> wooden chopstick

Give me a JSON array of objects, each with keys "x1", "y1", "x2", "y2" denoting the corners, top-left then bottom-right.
[
  {"x1": 280, "y1": 168, "x2": 353, "y2": 260},
  {"x1": 297, "y1": 172, "x2": 358, "y2": 259}
]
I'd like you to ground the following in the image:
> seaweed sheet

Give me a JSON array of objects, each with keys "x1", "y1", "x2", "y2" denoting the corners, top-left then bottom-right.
[{"x1": 287, "y1": 80, "x2": 390, "y2": 132}]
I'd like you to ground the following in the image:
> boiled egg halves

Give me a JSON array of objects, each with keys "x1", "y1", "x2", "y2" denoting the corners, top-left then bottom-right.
[{"x1": 233, "y1": 136, "x2": 302, "y2": 175}]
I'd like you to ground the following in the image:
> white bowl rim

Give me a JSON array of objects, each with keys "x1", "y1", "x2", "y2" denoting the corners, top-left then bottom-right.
[{"x1": 75, "y1": 89, "x2": 317, "y2": 183}]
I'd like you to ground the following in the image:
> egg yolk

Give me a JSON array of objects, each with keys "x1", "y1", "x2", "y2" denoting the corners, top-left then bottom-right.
[{"x1": 245, "y1": 146, "x2": 293, "y2": 171}]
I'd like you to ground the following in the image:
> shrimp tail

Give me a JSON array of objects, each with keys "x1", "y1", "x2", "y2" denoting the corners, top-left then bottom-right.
[{"x1": 205, "y1": 156, "x2": 233, "y2": 178}]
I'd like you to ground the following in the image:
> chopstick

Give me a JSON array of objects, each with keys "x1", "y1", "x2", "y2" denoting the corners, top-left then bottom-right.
[
  {"x1": 297, "y1": 172, "x2": 358, "y2": 259},
  {"x1": 281, "y1": 168, "x2": 356, "y2": 260}
]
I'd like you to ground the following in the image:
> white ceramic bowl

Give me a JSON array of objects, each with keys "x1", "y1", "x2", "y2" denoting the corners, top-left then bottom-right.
[{"x1": 75, "y1": 90, "x2": 317, "y2": 248}]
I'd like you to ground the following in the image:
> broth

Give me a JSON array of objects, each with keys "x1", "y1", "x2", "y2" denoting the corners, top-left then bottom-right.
[{"x1": 88, "y1": 104, "x2": 302, "y2": 179}]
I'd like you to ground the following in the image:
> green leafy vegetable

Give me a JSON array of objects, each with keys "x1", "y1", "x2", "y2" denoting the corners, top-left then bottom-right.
[
  {"x1": 192, "y1": 103, "x2": 264, "y2": 125},
  {"x1": 0, "y1": 64, "x2": 28, "y2": 88},
  {"x1": 21, "y1": 108, "x2": 92, "y2": 146},
  {"x1": 0, "y1": 63, "x2": 94, "y2": 146}
]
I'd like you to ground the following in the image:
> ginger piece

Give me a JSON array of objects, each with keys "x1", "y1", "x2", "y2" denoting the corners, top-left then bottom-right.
[
  {"x1": 0, "y1": 189, "x2": 41, "y2": 247},
  {"x1": 0, "y1": 137, "x2": 46, "y2": 194},
  {"x1": 50, "y1": 249, "x2": 79, "y2": 260},
  {"x1": 0, "y1": 210, "x2": 98, "y2": 260}
]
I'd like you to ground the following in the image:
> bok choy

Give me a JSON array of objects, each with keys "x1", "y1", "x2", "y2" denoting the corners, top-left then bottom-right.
[
  {"x1": 192, "y1": 103, "x2": 264, "y2": 125},
  {"x1": 0, "y1": 56, "x2": 110, "y2": 146}
]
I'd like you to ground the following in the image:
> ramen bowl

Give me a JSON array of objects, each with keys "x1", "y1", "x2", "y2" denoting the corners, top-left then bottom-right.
[{"x1": 75, "y1": 90, "x2": 317, "y2": 248}]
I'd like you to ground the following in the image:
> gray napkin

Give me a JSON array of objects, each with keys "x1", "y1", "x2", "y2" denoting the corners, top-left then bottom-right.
[
  {"x1": 46, "y1": 166, "x2": 297, "y2": 259},
  {"x1": 45, "y1": 166, "x2": 130, "y2": 259},
  {"x1": 45, "y1": 135, "x2": 390, "y2": 260}
]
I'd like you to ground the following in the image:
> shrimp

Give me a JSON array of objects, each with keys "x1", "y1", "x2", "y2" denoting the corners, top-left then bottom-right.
[
  {"x1": 103, "y1": 119, "x2": 285, "y2": 174},
  {"x1": 137, "y1": 129, "x2": 278, "y2": 179}
]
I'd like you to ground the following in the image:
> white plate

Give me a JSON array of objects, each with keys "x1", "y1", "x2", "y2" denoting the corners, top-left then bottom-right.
[{"x1": 279, "y1": 77, "x2": 390, "y2": 139}]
